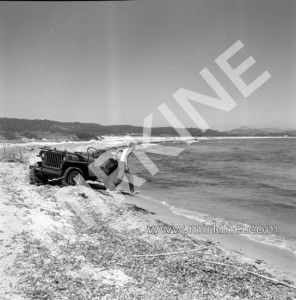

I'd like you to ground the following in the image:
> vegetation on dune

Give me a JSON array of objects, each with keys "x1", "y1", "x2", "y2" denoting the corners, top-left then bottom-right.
[
  {"x1": 0, "y1": 144, "x2": 28, "y2": 163},
  {"x1": 11, "y1": 204, "x2": 296, "y2": 300}
]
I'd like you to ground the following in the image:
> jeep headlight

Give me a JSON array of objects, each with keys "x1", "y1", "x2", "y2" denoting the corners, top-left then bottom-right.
[
  {"x1": 41, "y1": 152, "x2": 45, "y2": 158},
  {"x1": 62, "y1": 156, "x2": 67, "y2": 162}
]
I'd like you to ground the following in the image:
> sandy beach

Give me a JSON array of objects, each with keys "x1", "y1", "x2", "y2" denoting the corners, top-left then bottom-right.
[
  {"x1": 0, "y1": 140, "x2": 296, "y2": 299},
  {"x1": 124, "y1": 195, "x2": 296, "y2": 281}
]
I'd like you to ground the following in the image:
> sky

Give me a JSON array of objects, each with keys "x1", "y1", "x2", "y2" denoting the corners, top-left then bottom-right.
[{"x1": 0, "y1": 0, "x2": 295, "y2": 130}]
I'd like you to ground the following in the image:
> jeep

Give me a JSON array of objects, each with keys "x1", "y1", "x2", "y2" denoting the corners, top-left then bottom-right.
[{"x1": 29, "y1": 146, "x2": 118, "y2": 187}]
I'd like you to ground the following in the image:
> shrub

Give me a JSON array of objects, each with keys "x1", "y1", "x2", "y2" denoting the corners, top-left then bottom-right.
[
  {"x1": 23, "y1": 131, "x2": 40, "y2": 139},
  {"x1": 0, "y1": 144, "x2": 28, "y2": 163},
  {"x1": 76, "y1": 131, "x2": 98, "y2": 141},
  {"x1": 4, "y1": 132, "x2": 18, "y2": 140}
]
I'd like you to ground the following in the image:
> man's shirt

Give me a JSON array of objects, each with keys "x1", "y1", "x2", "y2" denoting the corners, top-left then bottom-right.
[{"x1": 120, "y1": 148, "x2": 133, "y2": 170}]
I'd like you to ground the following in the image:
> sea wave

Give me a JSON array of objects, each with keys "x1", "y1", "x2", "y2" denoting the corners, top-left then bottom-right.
[{"x1": 166, "y1": 205, "x2": 296, "y2": 256}]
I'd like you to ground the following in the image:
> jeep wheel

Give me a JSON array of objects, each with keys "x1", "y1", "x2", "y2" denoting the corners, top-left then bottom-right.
[
  {"x1": 62, "y1": 167, "x2": 84, "y2": 186},
  {"x1": 29, "y1": 168, "x2": 48, "y2": 185}
]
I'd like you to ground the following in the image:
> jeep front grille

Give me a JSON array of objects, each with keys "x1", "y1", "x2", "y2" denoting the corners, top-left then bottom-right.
[{"x1": 43, "y1": 152, "x2": 64, "y2": 169}]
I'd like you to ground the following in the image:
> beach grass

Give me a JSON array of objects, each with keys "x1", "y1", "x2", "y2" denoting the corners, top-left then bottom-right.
[
  {"x1": 0, "y1": 144, "x2": 28, "y2": 163},
  {"x1": 8, "y1": 193, "x2": 296, "y2": 300}
]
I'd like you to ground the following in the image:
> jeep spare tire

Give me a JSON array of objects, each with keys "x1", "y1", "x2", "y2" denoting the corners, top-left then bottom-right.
[{"x1": 62, "y1": 167, "x2": 84, "y2": 186}]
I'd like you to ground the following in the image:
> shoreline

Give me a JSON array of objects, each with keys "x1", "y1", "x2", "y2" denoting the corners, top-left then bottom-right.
[
  {"x1": 124, "y1": 193, "x2": 296, "y2": 282},
  {"x1": 0, "y1": 134, "x2": 296, "y2": 147}
]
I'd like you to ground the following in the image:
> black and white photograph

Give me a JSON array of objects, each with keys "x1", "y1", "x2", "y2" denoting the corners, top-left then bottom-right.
[{"x1": 0, "y1": 1, "x2": 295, "y2": 299}]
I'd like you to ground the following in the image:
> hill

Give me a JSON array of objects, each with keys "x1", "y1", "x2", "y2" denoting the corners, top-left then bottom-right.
[
  {"x1": 0, "y1": 118, "x2": 295, "y2": 141},
  {"x1": 0, "y1": 118, "x2": 217, "y2": 141}
]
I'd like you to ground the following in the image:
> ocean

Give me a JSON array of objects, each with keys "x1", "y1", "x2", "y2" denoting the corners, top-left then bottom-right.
[{"x1": 130, "y1": 138, "x2": 296, "y2": 255}]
